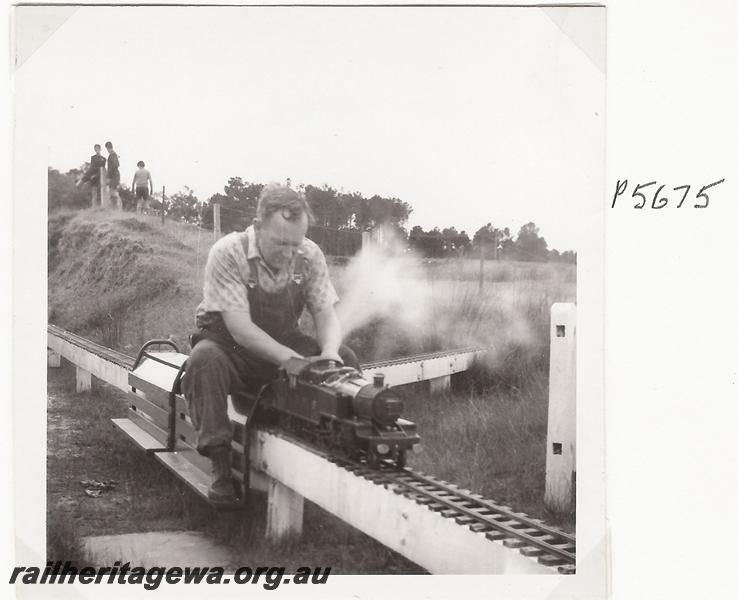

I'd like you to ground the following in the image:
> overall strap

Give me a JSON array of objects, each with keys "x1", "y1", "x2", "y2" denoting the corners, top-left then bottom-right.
[
  {"x1": 247, "y1": 258, "x2": 259, "y2": 289},
  {"x1": 292, "y1": 252, "x2": 308, "y2": 284},
  {"x1": 240, "y1": 233, "x2": 259, "y2": 289}
]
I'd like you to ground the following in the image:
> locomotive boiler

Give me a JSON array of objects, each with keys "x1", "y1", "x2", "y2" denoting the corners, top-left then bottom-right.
[{"x1": 262, "y1": 357, "x2": 420, "y2": 468}]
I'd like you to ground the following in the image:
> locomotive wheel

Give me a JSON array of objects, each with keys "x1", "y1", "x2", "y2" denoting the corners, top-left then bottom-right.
[
  {"x1": 396, "y1": 450, "x2": 407, "y2": 469},
  {"x1": 366, "y1": 451, "x2": 380, "y2": 469}
]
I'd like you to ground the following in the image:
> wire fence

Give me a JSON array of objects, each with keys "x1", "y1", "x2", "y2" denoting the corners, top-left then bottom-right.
[
  {"x1": 200, "y1": 203, "x2": 363, "y2": 256},
  {"x1": 150, "y1": 202, "x2": 559, "y2": 263},
  {"x1": 110, "y1": 184, "x2": 567, "y2": 265}
]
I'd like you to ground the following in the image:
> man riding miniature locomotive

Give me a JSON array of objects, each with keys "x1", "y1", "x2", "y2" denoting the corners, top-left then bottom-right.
[{"x1": 182, "y1": 184, "x2": 360, "y2": 505}]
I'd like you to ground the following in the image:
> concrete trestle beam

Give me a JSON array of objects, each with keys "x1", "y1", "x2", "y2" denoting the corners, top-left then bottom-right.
[
  {"x1": 251, "y1": 431, "x2": 554, "y2": 574},
  {"x1": 47, "y1": 330, "x2": 129, "y2": 390}
]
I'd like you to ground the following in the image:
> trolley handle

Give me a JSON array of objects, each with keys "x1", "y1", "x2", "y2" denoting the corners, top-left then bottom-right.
[
  {"x1": 168, "y1": 359, "x2": 188, "y2": 452},
  {"x1": 132, "y1": 339, "x2": 181, "y2": 370}
]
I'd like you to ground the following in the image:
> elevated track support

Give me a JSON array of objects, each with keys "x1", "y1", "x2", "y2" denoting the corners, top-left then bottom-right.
[
  {"x1": 253, "y1": 432, "x2": 561, "y2": 574},
  {"x1": 47, "y1": 324, "x2": 570, "y2": 574}
]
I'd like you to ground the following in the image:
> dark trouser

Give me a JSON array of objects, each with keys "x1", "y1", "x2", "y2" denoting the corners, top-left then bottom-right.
[
  {"x1": 89, "y1": 182, "x2": 101, "y2": 207},
  {"x1": 107, "y1": 174, "x2": 120, "y2": 205},
  {"x1": 135, "y1": 186, "x2": 150, "y2": 200},
  {"x1": 181, "y1": 331, "x2": 359, "y2": 456}
]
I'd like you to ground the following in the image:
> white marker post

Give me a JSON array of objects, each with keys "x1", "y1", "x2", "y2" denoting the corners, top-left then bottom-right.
[
  {"x1": 213, "y1": 202, "x2": 221, "y2": 240},
  {"x1": 544, "y1": 303, "x2": 576, "y2": 513}
]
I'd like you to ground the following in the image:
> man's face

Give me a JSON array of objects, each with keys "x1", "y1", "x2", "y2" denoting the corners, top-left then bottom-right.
[
  {"x1": 256, "y1": 210, "x2": 308, "y2": 272},
  {"x1": 94, "y1": 147, "x2": 101, "y2": 155}
]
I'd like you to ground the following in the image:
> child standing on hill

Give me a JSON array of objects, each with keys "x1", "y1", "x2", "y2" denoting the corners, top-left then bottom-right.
[
  {"x1": 105, "y1": 141, "x2": 120, "y2": 209},
  {"x1": 78, "y1": 144, "x2": 107, "y2": 207},
  {"x1": 132, "y1": 161, "x2": 153, "y2": 214}
]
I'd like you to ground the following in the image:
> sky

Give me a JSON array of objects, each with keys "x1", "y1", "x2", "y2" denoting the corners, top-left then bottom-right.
[{"x1": 16, "y1": 5, "x2": 604, "y2": 251}]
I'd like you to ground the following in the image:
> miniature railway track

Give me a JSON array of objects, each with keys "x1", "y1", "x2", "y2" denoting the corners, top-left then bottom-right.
[
  {"x1": 329, "y1": 455, "x2": 576, "y2": 574},
  {"x1": 48, "y1": 324, "x2": 135, "y2": 367},
  {"x1": 361, "y1": 346, "x2": 487, "y2": 370},
  {"x1": 48, "y1": 323, "x2": 485, "y2": 374}
]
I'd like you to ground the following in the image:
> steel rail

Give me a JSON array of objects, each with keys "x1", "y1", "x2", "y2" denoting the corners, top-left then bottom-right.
[
  {"x1": 385, "y1": 472, "x2": 575, "y2": 565},
  {"x1": 48, "y1": 324, "x2": 135, "y2": 367},
  {"x1": 393, "y1": 468, "x2": 575, "y2": 547},
  {"x1": 361, "y1": 346, "x2": 487, "y2": 369},
  {"x1": 49, "y1": 324, "x2": 486, "y2": 373},
  {"x1": 330, "y1": 456, "x2": 575, "y2": 569}
]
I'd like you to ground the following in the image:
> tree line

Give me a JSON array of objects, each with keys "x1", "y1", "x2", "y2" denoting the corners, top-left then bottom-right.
[
  {"x1": 48, "y1": 166, "x2": 575, "y2": 263},
  {"x1": 409, "y1": 222, "x2": 575, "y2": 263}
]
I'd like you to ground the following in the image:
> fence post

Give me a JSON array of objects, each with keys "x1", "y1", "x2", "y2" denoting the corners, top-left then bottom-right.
[
  {"x1": 366, "y1": 224, "x2": 385, "y2": 248},
  {"x1": 213, "y1": 203, "x2": 221, "y2": 240},
  {"x1": 544, "y1": 302, "x2": 576, "y2": 513},
  {"x1": 161, "y1": 186, "x2": 166, "y2": 225},
  {"x1": 479, "y1": 241, "x2": 485, "y2": 292},
  {"x1": 99, "y1": 166, "x2": 108, "y2": 208}
]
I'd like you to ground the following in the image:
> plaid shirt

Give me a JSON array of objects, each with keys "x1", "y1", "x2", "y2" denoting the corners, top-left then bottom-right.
[{"x1": 196, "y1": 225, "x2": 338, "y2": 328}]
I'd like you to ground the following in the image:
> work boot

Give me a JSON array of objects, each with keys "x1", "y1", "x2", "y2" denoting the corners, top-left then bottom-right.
[{"x1": 207, "y1": 445, "x2": 238, "y2": 504}]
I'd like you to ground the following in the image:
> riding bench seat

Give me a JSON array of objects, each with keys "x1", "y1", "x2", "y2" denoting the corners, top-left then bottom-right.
[{"x1": 112, "y1": 349, "x2": 267, "y2": 510}]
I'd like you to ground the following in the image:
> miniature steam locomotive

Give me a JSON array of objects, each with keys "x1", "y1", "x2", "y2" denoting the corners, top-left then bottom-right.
[
  {"x1": 119, "y1": 340, "x2": 419, "y2": 511},
  {"x1": 261, "y1": 357, "x2": 420, "y2": 468},
  {"x1": 129, "y1": 340, "x2": 419, "y2": 471}
]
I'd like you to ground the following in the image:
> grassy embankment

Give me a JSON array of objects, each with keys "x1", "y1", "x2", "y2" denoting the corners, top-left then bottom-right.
[{"x1": 47, "y1": 208, "x2": 576, "y2": 565}]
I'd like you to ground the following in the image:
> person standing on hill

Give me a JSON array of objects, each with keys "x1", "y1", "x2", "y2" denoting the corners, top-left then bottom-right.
[
  {"x1": 78, "y1": 144, "x2": 107, "y2": 207},
  {"x1": 105, "y1": 142, "x2": 120, "y2": 208},
  {"x1": 131, "y1": 161, "x2": 153, "y2": 214},
  {"x1": 181, "y1": 183, "x2": 359, "y2": 505}
]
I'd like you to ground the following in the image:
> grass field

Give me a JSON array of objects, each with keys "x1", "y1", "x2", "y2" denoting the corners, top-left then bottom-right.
[{"x1": 47, "y1": 209, "x2": 577, "y2": 567}]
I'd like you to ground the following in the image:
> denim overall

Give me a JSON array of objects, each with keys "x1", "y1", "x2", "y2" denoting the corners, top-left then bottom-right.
[
  {"x1": 183, "y1": 236, "x2": 358, "y2": 452},
  {"x1": 192, "y1": 238, "x2": 311, "y2": 383},
  {"x1": 243, "y1": 251, "x2": 307, "y2": 345}
]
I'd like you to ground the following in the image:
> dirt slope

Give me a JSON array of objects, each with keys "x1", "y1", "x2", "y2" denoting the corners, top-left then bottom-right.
[{"x1": 48, "y1": 210, "x2": 210, "y2": 354}]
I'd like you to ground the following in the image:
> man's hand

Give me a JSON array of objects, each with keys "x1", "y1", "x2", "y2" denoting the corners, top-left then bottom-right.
[
  {"x1": 279, "y1": 349, "x2": 304, "y2": 368},
  {"x1": 318, "y1": 350, "x2": 342, "y2": 363}
]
